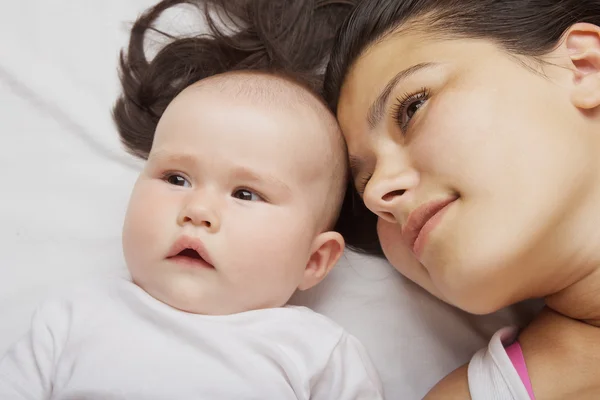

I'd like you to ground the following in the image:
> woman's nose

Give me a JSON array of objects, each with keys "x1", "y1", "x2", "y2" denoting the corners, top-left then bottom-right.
[{"x1": 363, "y1": 167, "x2": 419, "y2": 224}]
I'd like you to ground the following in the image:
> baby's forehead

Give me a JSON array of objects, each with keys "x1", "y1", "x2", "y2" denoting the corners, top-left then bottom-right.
[
  {"x1": 169, "y1": 71, "x2": 343, "y2": 153},
  {"x1": 173, "y1": 71, "x2": 322, "y2": 121},
  {"x1": 181, "y1": 71, "x2": 331, "y2": 119},
  {"x1": 162, "y1": 71, "x2": 346, "y2": 178}
]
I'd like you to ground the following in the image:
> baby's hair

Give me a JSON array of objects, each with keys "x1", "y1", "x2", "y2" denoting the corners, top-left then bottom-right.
[
  {"x1": 113, "y1": 0, "x2": 359, "y2": 237},
  {"x1": 323, "y1": 0, "x2": 600, "y2": 257},
  {"x1": 113, "y1": 0, "x2": 357, "y2": 160}
]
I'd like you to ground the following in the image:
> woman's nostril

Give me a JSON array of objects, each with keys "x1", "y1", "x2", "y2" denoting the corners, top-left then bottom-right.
[{"x1": 382, "y1": 190, "x2": 406, "y2": 202}]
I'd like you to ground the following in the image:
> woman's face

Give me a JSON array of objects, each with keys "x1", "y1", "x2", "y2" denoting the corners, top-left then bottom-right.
[{"x1": 337, "y1": 31, "x2": 600, "y2": 313}]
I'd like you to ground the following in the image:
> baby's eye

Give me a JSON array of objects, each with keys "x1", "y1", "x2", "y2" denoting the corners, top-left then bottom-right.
[
  {"x1": 232, "y1": 189, "x2": 263, "y2": 202},
  {"x1": 164, "y1": 174, "x2": 191, "y2": 188}
]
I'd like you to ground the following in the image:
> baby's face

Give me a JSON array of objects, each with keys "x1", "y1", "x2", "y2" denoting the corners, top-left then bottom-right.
[{"x1": 122, "y1": 74, "x2": 345, "y2": 315}]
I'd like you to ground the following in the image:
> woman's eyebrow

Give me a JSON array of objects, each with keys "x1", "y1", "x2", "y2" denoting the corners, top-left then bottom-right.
[{"x1": 367, "y1": 62, "x2": 438, "y2": 130}]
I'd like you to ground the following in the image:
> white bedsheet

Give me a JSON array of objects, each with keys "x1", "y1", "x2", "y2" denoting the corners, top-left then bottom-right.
[{"x1": 0, "y1": 1, "x2": 539, "y2": 398}]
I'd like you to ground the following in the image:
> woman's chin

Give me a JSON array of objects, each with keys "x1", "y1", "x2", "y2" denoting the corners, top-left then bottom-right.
[{"x1": 429, "y1": 253, "x2": 521, "y2": 315}]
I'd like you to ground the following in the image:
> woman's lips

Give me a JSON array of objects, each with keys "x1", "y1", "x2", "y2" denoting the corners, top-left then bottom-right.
[{"x1": 401, "y1": 197, "x2": 458, "y2": 256}]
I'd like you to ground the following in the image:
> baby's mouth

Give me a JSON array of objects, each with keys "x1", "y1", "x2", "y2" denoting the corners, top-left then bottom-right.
[
  {"x1": 177, "y1": 248, "x2": 203, "y2": 260},
  {"x1": 168, "y1": 248, "x2": 215, "y2": 269},
  {"x1": 167, "y1": 236, "x2": 215, "y2": 269}
]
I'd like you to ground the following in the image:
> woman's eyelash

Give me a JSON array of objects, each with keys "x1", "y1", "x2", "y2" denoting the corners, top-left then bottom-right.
[{"x1": 390, "y1": 87, "x2": 431, "y2": 133}]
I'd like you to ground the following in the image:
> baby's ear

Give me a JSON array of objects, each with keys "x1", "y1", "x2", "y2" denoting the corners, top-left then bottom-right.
[
  {"x1": 563, "y1": 23, "x2": 600, "y2": 109},
  {"x1": 297, "y1": 231, "x2": 345, "y2": 291}
]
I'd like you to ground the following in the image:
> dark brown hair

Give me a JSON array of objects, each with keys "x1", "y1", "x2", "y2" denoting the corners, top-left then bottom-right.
[
  {"x1": 113, "y1": 0, "x2": 357, "y2": 159},
  {"x1": 325, "y1": 0, "x2": 600, "y2": 111},
  {"x1": 323, "y1": 0, "x2": 600, "y2": 256}
]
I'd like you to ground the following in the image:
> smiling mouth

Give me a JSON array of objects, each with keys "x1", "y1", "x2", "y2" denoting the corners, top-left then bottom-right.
[{"x1": 402, "y1": 197, "x2": 458, "y2": 256}]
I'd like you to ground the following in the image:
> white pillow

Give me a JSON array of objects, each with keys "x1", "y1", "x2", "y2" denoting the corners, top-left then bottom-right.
[
  {"x1": 0, "y1": 1, "x2": 540, "y2": 398},
  {"x1": 290, "y1": 251, "x2": 539, "y2": 398}
]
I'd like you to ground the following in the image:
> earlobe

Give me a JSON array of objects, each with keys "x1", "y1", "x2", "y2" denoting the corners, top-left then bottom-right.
[
  {"x1": 564, "y1": 23, "x2": 600, "y2": 109},
  {"x1": 297, "y1": 231, "x2": 345, "y2": 291}
]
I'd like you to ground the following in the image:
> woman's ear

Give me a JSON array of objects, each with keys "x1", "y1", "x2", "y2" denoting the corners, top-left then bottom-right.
[
  {"x1": 563, "y1": 23, "x2": 600, "y2": 109},
  {"x1": 297, "y1": 231, "x2": 345, "y2": 291}
]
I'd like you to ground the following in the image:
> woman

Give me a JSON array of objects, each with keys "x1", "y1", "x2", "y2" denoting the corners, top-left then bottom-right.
[{"x1": 325, "y1": 0, "x2": 600, "y2": 398}]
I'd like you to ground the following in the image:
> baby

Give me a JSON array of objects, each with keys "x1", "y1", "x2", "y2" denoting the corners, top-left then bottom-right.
[{"x1": 0, "y1": 71, "x2": 383, "y2": 399}]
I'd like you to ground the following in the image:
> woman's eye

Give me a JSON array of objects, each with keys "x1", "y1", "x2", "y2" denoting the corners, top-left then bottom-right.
[
  {"x1": 232, "y1": 189, "x2": 262, "y2": 202},
  {"x1": 165, "y1": 174, "x2": 191, "y2": 187},
  {"x1": 406, "y1": 99, "x2": 425, "y2": 120},
  {"x1": 393, "y1": 88, "x2": 430, "y2": 132}
]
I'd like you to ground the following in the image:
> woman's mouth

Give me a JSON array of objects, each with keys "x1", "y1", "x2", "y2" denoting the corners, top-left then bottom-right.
[{"x1": 402, "y1": 197, "x2": 458, "y2": 257}]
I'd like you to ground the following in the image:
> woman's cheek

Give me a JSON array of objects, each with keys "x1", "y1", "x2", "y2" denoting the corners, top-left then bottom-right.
[
  {"x1": 377, "y1": 218, "x2": 417, "y2": 275},
  {"x1": 377, "y1": 218, "x2": 446, "y2": 301}
]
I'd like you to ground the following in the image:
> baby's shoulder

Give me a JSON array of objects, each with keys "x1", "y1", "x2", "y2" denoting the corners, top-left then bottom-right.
[
  {"x1": 281, "y1": 305, "x2": 345, "y2": 333},
  {"x1": 246, "y1": 306, "x2": 347, "y2": 352},
  {"x1": 251, "y1": 305, "x2": 344, "y2": 332},
  {"x1": 242, "y1": 307, "x2": 378, "y2": 386},
  {"x1": 33, "y1": 278, "x2": 139, "y2": 328}
]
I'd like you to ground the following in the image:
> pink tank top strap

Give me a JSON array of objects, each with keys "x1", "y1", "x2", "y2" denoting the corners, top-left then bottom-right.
[{"x1": 505, "y1": 341, "x2": 536, "y2": 400}]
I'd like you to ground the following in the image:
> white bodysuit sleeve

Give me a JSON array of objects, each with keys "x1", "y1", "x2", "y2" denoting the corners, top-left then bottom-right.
[
  {"x1": 467, "y1": 327, "x2": 531, "y2": 400},
  {"x1": 311, "y1": 332, "x2": 384, "y2": 400},
  {"x1": 0, "y1": 300, "x2": 67, "y2": 400}
]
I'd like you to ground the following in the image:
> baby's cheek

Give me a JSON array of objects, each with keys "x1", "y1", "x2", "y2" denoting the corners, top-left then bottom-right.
[
  {"x1": 229, "y1": 224, "x2": 307, "y2": 283},
  {"x1": 122, "y1": 209, "x2": 146, "y2": 271},
  {"x1": 122, "y1": 186, "x2": 161, "y2": 263}
]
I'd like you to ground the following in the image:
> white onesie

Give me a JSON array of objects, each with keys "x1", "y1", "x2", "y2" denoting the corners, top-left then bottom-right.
[{"x1": 0, "y1": 279, "x2": 383, "y2": 399}]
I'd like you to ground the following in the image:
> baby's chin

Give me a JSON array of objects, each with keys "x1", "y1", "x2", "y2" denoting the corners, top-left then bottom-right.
[
  {"x1": 131, "y1": 273, "x2": 279, "y2": 316},
  {"x1": 141, "y1": 281, "x2": 222, "y2": 315}
]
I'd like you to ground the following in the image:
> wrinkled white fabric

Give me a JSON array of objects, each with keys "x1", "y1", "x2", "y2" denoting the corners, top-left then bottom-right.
[{"x1": 0, "y1": 279, "x2": 383, "y2": 400}]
